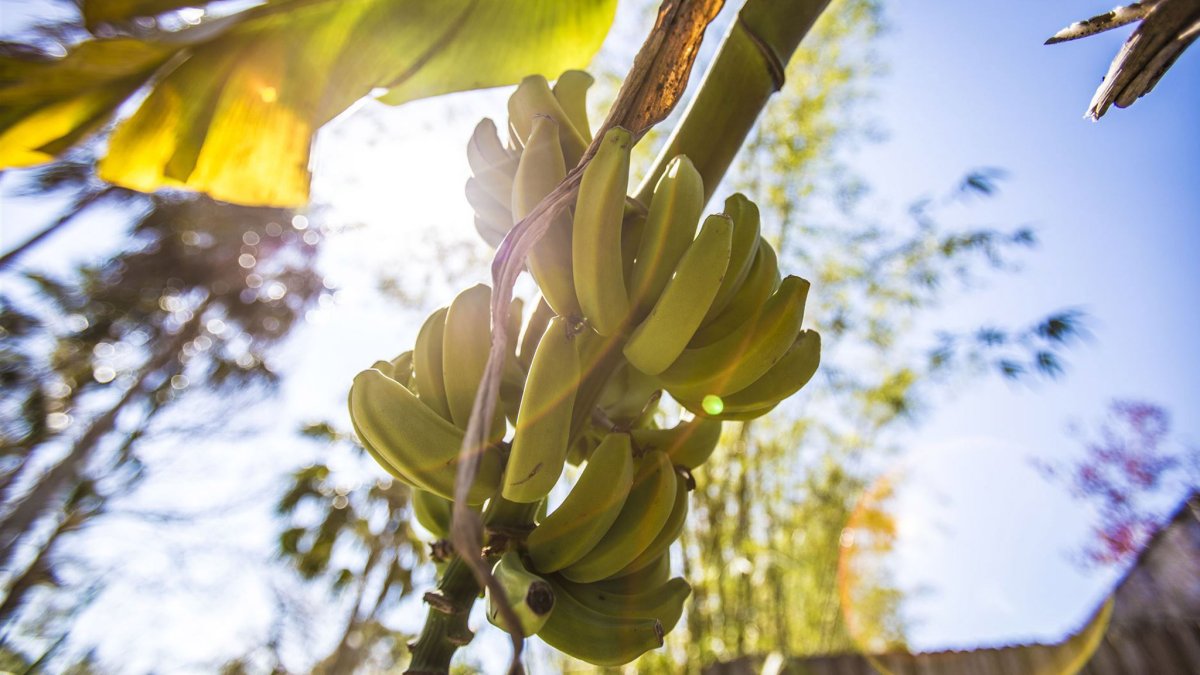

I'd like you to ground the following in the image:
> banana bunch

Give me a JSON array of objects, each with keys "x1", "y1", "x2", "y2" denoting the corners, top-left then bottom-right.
[{"x1": 348, "y1": 69, "x2": 823, "y2": 668}]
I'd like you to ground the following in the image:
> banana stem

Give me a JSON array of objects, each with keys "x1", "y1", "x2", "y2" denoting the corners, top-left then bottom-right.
[{"x1": 635, "y1": 0, "x2": 833, "y2": 206}]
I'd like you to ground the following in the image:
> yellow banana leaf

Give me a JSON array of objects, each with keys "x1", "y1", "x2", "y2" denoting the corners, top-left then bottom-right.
[{"x1": 1, "y1": 0, "x2": 618, "y2": 207}]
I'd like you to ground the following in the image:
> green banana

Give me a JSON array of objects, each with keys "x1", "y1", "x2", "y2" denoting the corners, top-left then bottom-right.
[
  {"x1": 714, "y1": 329, "x2": 821, "y2": 415},
  {"x1": 348, "y1": 368, "x2": 501, "y2": 505},
  {"x1": 596, "y1": 360, "x2": 662, "y2": 425},
  {"x1": 503, "y1": 317, "x2": 580, "y2": 503},
  {"x1": 536, "y1": 576, "x2": 664, "y2": 666},
  {"x1": 627, "y1": 155, "x2": 705, "y2": 318},
  {"x1": 369, "y1": 359, "x2": 395, "y2": 379},
  {"x1": 413, "y1": 307, "x2": 452, "y2": 420},
  {"x1": 475, "y1": 215, "x2": 511, "y2": 249},
  {"x1": 556, "y1": 576, "x2": 691, "y2": 634},
  {"x1": 411, "y1": 488, "x2": 454, "y2": 539},
  {"x1": 623, "y1": 214, "x2": 734, "y2": 375},
  {"x1": 572, "y1": 126, "x2": 633, "y2": 336},
  {"x1": 702, "y1": 193, "x2": 761, "y2": 321},
  {"x1": 518, "y1": 297, "x2": 555, "y2": 371},
  {"x1": 630, "y1": 417, "x2": 723, "y2": 469},
  {"x1": 552, "y1": 70, "x2": 595, "y2": 146},
  {"x1": 526, "y1": 432, "x2": 634, "y2": 573},
  {"x1": 441, "y1": 284, "x2": 506, "y2": 442},
  {"x1": 512, "y1": 115, "x2": 581, "y2": 318},
  {"x1": 466, "y1": 176, "x2": 512, "y2": 228},
  {"x1": 466, "y1": 118, "x2": 515, "y2": 177},
  {"x1": 613, "y1": 469, "x2": 688, "y2": 578},
  {"x1": 507, "y1": 75, "x2": 588, "y2": 167},
  {"x1": 389, "y1": 351, "x2": 414, "y2": 387},
  {"x1": 561, "y1": 449, "x2": 677, "y2": 583},
  {"x1": 487, "y1": 551, "x2": 556, "y2": 637},
  {"x1": 689, "y1": 237, "x2": 779, "y2": 347},
  {"x1": 596, "y1": 549, "x2": 671, "y2": 594},
  {"x1": 660, "y1": 275, "x2": 810, "y2": 402}
]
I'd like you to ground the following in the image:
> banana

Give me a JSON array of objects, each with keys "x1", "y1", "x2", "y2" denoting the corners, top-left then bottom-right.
[
  {"x1": 572, "y1": 126, "x2": 633, "y2": 336},
  {"x1": 369, "y1": 359, "x2": 395, "y2": 379},
  {"x1": 518, "y1": 297, "x2": 555, "y2": 371},
  {"x1": 348, "y1": 368, "x2": 501, "y2": 505},
  {"x1": 552, "y1": 70, "x2": 595, "y2": 146},
  {"x1": 413, "y1": 307, "x2": 453, "y2": 420},
  {"x1": 441, "y1": 284, "x2": 506, "y2": 442},
  {"x1": 689, "y1": 237, "x2": 779, "y2": 347},
  {"x1": 507, "y1": 75, "x2": 588, "y2": 167},
  {"x1": 389, "y1": 351, "x2": 414, "y2": 387},
  {"x1": 465, "y1": 177, "x2": 512, "y2": 231},
  {"x1": 702, "y1": 193, "x2": 761, "y2": 322},
  {"x1": 556, "y1": 576, "x2": 691, "y2": 634},
  {"x1": 623, "y1": 214, "x2": 734, "y2": 375},
  {"x1": 630, "y1": 416, "x2": 723, "y2": 469},
  {"x1": 537, "y1": 576, "x2": 664, "y2": 667},
  {"x1": 411, "y1": 488, "x2": 454, "y2": 539},
  {"x1": 474, "y1": 215, "x2": 511, "y2": 249},
  {"x1": 713, "y1": 329, "x2": 821, "y2": 415},
  {"x1": 660, "y1": 275, "x2": 810, "y2": 402},
  {"x1": 526, "y1": 432, "x2": 634, "y2": 573},
  {"x1": 596, "y1": 360, "x2": 662, "y2": 425},
  {"x1": 561, "y1": 449, "x2": 677, "y2": 583},
  {"x1": 503, "y1": 317, "x2": 580, "y2": 503},
  {"x1": 467, "y1": 118, "x2": 515, "y2": 176},
  {"x1": 620, "y1": 210, "x2": 646, "y2": 292},
  {"x1": 512, "y1": 115, "x2": 581, "y2": 318},
  {"x1": 627, "y1": 155, "x2": 705, "y2": 318},
  {"x1": 487, "y1": 551, "x2": 556, "y2": 637},
  {"x1": 613, "y1": 469, "x2": 688, "y2": 578},
  {"x1": 596, "y1": 548, "x2": 671, "y2": 594}
]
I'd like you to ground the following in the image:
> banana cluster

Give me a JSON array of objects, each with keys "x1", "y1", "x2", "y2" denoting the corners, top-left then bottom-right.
[{"x1": 348, "y1": 70, "x2": 820, "y2": 667}]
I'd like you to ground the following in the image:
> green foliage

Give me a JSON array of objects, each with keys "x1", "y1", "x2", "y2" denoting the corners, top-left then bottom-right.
[{"x1": 0, "y1": 0, "x2": 618, "y2": 206}]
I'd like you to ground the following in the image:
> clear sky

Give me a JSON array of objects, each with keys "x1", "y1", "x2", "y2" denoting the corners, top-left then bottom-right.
[{"x1": 0, "y1": 0, "x2": 1196, "y2": 671}]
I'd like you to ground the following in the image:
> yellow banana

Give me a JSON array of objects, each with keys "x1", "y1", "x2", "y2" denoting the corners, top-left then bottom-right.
[
  {"x1": 660, "y1": 275, "x2": 810, "y2": 402},
  {"x1": 526, "y1": 432, "x2": 634, "y2": 573},
  {"x1": 552, "y1": 70, "x2": 594, "y2": 146},
  {"x1": 537, "y1": 576, "x2": 664, "y2": 667},
  {"x1": 702, "y1": 193, "x2": 761, "y2": 322},
  {"x1": 518, "y1": 297, "x2": 555, "y2": 371},
  {"x1": 512, "y1": 115, "x2": 581, "y2": 318},
  {"x1": 441, "y1": 284, "x2": 506, "y2": 442},
  {"x1": 627, "y1": 155, "x2": 705, "y2": 318},
  {"x1": 561, "y1": 449, "x2": 677, "y2": 583},
  {"x1": 690, "y1": 237, "x2": 779, "y2": 347},
  {"x1": 623, "y1": 214, "x2": 734, "y2": 375},
  {"x1": 487, "y1": 551, "x2": 556, "y2": 637},
  {"x1": 556, "y1": 576, "x2": 691, "y2": 634},
  {"x1": 507, "y1": 75, "x2": 588, "y2": 167},
  {"x1": 411, "y1": 488, "x2": 454, "y2": 540},
  {"x1": 630, "y1": 416, "x2": 723, "y2": 469},
  {"x1": 348, "y1": 368, "x2": 501, "y2": 505},
  {"x1": 504, "y1": 317, "x2": 580, "y2": 503},
  {"x1": 714, "y1": 329, "x2": 821, "y2": 415},
  {"x1": 612, "y1": 469, "x2": 688, "y2": 578},
  {"x1": 413, "y1": 307, "x2": 452, "y2": 420},
  {"x1": 572, "y1": 126, "x2": 633, "y2": 336}
]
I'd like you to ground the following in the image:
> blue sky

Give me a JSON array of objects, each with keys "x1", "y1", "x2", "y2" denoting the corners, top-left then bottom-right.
[{"x1": 1, "y1": 0, "x2": 1197, "y2": 670}]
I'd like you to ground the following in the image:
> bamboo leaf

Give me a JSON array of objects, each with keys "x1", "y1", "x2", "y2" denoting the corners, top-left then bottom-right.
[{"x1": 1, "y1": 0, "x2": 618, "y2": 207}]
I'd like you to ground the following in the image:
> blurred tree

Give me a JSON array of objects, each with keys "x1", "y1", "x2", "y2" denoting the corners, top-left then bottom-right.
[{"x1": 0, "y1": 153, "x2": 325, "y2": 663}]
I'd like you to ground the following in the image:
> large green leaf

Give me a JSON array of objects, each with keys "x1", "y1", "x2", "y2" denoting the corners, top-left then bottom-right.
[{"x1": 0, "y1": 0, "x2": 618, "y2": 207}]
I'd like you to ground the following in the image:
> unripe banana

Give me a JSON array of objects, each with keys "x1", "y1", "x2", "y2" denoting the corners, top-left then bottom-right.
[
  {"x1": 512, "y1": 116, "x2": 581, "y2": 318},
  {"x1": 389, "y1": 351, "x2": 414, "y2": 387},
  {"x1": 487, "y1": 551, "x2": 556, "y2": 637},
  {"x1": 714, "y1": 329, "x2": 821, "y2": 415},
  {"x1": 660, "y1": 275, "x2": 810, "y2": 402},
  {"x1": 466, "y1": 176, "x2": 512, "y2": 230},
  {"x1": 630, "y1": 417, "x2": 723, "y2": 469},
  {"x1": 572, "y1": 126, "x2": 633, "y2": 336},
  {"x1": 613, "y1": 469, "x2": 688, "y2": 578},
  {"x1": 442, "y1": 284, "x2": 506, "y2": 442},
  {"x1": 526, "y1": 432, "x2": 634, "y2": 573},
  {"x1": 703, "y1": 193, "x2": 762, "y2": 321},
  {"x1": 475, "y1": 215, "x2": 512, "y2": 249},
  {"x1": 370, "y1": 360, "x2": 396, "y2": 379},
  {"x1": 561, "y1": 449, "x2": 677, "y2": 583},
  {"x1": 507, "y1": 75, "x2": 588, "y2": 167},
  {"x1": 552, "y1": 70, "x2": 595, "y2": 146},
  {"x1": 411, "y1": 488, "x2": 454, "y2": 539},
  {"x1": 628, "y1": 155, "x2": 705, "y2": 318},
  {"x1": 467, "y1": 118, "x2": 515, "y2": 176},
  {"x1": 596, "y1": 360, "x2": 661, "y2": 425},
  {"x1": 518, "y1": 297, "x2": 555, "y2": 371},
  {"x1": 556, "y1": 576, "x2": 691, "y2": 634},
  {"x1": 537, "y1": 576, "x2": 664, "y2": 666},
  {"x1": 623, "y1": 214, "x2": 734, "y2": 375},
  {"x1": 348, "y1": 368, "x2": 501, "y2": 505},
  {"x1": 413, "y1": 307, "x2": 453, "y2": 420},
  {"x1": 596, "y1": 548, "x2": 671, "y2": 594},
  {"x1": 503, "y1": 317, "x2": 580, "y2": 503},
  {"x1": 690, "y1": 237, "x2": 779, "y2": 347}
]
